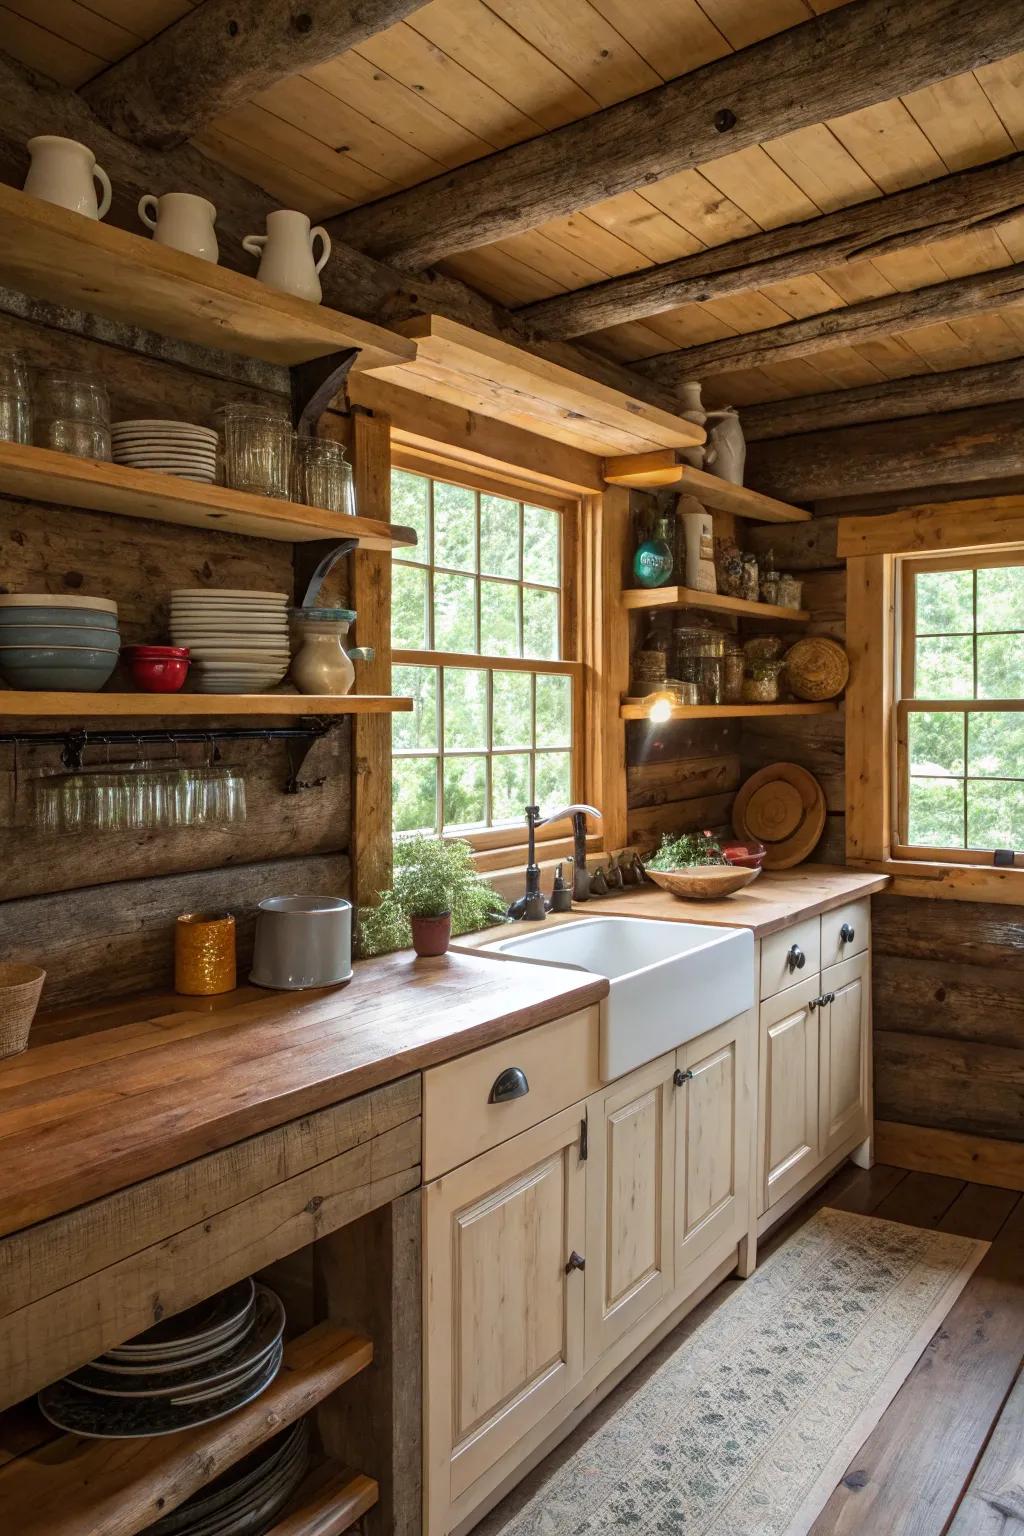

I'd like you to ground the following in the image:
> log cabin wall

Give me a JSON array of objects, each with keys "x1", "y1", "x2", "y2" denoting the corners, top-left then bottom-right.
[{"x1": 0, "y1": 293, "x2": 353, "y2": 1008}]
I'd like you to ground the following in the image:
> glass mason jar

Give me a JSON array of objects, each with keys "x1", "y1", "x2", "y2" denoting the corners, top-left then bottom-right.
[
  {"x1": 722, "y1": 640, "x2": 745, "y2": 703},
  {"x1": 291, "y1": 435, "x2": 356, "y2": 515},
  {"x1": 220, "y1": 403, "x2": 292, "y2": 497}
]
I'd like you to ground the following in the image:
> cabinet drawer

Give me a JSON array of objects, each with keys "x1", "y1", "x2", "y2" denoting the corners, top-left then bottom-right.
[
  {"x1": 821, "y1": 899, "x2": 869, "y2": 968},
  {"x1": 760, "y1": 916, "x2": 821, "y2": 1000},
  {"x1": 423, "y1": 1006, "x2": 600, "y2": 1180}
]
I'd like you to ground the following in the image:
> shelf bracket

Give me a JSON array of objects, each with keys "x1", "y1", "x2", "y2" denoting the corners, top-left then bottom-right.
[
  {"x1": 290, "y1": 348, "x2": 361, "y2": 436},
  {"x1": 284, "y1": 718, "x2": 334, "y2": 793},
  {"x1": 294, "y1": 537, "x2": 358, "y2": 609}
]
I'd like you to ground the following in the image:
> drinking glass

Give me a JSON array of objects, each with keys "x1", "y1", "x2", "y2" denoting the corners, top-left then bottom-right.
[
  {"x1": 291, "y1": 436, "x2": 356, "y2": 515},
  {"x1": 34, "y1": 370, "x2": 110, "y2": 461},
  {"x1": 0, "y1": 351, "x2": 31, "y2": 445},
  {"x1": 221, "y1": 403, "x2": 292, "y2": 497}
]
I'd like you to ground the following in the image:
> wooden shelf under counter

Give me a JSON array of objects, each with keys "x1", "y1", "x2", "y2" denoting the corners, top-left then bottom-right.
[
  {"x1": 0, "y1": 1326, "x2": 373, "y2": 1536},
  {"x1": 266, "y1": 1461, "x2": 379, "y2": 1536},
  {"x1": 0, "y1": 441, "x2": 417, "y2": 549},
  {"x1": 620, "y1": 700, "x2": 839, "y2": 720},
  {"x1": 0, "y1": 691, "x2": 413, "y2": 718},
  {"x1": 622, "y1": 584, "x2": 809, "y2": 621},
  {"x1": 0, "y1": 184, "x2": 414, "y2": 371}
]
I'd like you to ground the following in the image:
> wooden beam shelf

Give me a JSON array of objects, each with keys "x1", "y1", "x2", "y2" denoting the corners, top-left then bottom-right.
[
  {"x1": 0, "y1": 693, "x2": 413, "y2": 718},
  {"x1": 266, "y1": 1462, "x2": 379, "y2": 1536},
  {"x1": 603, "y1": 451, "x2": 811, "y2": 523},
  {"x1": 0, "y1": 185, "x2": 415, "y2": 372},
  {"x1": 0, "y1": 1325, "x2": 373, "y2": 1536},
  {"x1": 622, "y1": 585, "x2": 809, "y2": 621},
  {"x1": 620, "y1": 701, "x2": 838, "y2": 720},
  {"x1": 0, "y1": 442, "x2": 417, "y2": 549},
  {"x1": 374, "y1": 315, "x2": 707, "y2": 457}
]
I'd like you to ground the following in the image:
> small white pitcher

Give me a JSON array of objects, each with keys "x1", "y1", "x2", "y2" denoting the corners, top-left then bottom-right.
[
  {"x1": 24, "y1": 136, "x2": 111, "y2": 220},
  {"x1": 138, "y1": 192, "x2": 218, "y2": 262},
  {"x1": 242, "y1": 210, "x2": 331, "y2": 303}
]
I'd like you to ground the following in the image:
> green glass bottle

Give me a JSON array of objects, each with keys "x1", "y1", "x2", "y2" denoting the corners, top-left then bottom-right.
[{"x1": 633, "y1": 513, "x2": 674, "y2": 588}]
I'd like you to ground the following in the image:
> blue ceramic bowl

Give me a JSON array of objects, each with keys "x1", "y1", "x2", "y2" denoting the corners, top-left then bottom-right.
[
  {"x1": 0, "y1": 646, "x2": 119, "y2": 691},
  {"x1": 0, "y1": 623, "x2": 121, "y2": 647},
  {"x1": 0, "y1": 605, "x2": 118, "y2": 630}
]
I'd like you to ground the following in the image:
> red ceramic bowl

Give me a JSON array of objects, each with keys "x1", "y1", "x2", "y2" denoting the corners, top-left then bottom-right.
[{"x1": 122, "y1": 646, "x2": 191, "y2": 692}]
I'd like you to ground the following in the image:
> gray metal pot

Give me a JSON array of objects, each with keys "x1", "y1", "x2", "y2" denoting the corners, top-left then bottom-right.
[{"x1": 250, "y1": 894, "x2": 352, "y2": 990}]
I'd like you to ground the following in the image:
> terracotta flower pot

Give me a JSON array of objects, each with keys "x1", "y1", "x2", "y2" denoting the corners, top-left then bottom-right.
[{"x1": 411, "y1": 911, "x2": 452, "y2": 958}]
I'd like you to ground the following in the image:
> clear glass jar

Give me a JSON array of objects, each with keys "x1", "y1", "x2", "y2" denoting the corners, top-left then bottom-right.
[
  {"x1": 778, "y1": 574, "x2": 804, "y2": 610},
  {"x1": 291, "y1": 435, "x2": 356, "y2": 515},
  {"x1": 742, "y1": 660, "x2": 783, "y2": 703},
  {"x1": 741, "y1": 552, "x2": 759, "y2": 603},
  {"x1": 221, "y1": 403, "x2": 292, "y2": 497},
  {"x1": 722, "y1": 640, "x2": 745, "y2": 703},
  {"x1": 34, "y1": 372, "x2": 109, "y2": 423},
  {"x1": 0, "y1": 385, "x2": 31, "y2": 445},
  {"x1": 744, "y1": 635, "x2": 786, "y2": 662}
]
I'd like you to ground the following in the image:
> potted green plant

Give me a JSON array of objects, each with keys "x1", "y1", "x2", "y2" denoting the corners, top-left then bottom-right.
[{"x1": 360, "y1": 836, "x2": 507, "y2": 958}]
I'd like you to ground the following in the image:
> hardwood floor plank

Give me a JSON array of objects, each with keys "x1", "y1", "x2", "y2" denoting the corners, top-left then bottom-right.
[
  {"x1": 759, "y1": 1163, "x2": 907, "y2": 1261},
  {"x1": 946, "y1": 1367, "x2": 1024, "y2": 1534},
  {"x1": 871, "y1": 1171, "x2": 967, "y2": 1229},
  {"x1": 938, "y1": 1184, "x2": 1022, "y2": 1242},
  {"x1": 808, "y1": 1198, "x2": 1024, "y2": 1534},
  {"x1": 825, "y1": 1164, "x2": 909, "y2": 1217}
]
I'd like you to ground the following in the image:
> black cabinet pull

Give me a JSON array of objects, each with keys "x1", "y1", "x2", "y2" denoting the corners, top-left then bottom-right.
[
  {"x1": 579, "y1": 1116, "x2": 588, "y2": 1162},
  {"x1": 787, "y1": 944, "x2": 806, "y2": 972},
  {"x1": 673, "y1": 1067, "x2": 694, "y2": 1087},
  {"x1": 566, "y1": 1250, "x2": 586, "y2": 1274},
  {"x1": 488, "y1": 1066, "x2": 529, "y2": 1104},
  {"x1": 808, "y1": 996, "x2": 818, "y2": 1011},
  {"x1": 840, "y1": 923, "x2": 856, "y2": 944}
]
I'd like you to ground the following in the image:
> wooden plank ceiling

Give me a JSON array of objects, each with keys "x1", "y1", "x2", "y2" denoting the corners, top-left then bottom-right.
[{"x1": 11, "y1": 0, "x2": 1024, "y2": 410}]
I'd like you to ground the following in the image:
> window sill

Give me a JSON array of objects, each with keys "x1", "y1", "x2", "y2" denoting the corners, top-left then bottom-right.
[{"x1": 847, "y1": 856, "x2": 1024, "y2": 904}]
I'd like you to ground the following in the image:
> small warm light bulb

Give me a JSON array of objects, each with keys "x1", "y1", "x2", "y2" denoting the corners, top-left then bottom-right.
[{"x1": 648, "y1": 696, "x2": 672, "y2": 723}]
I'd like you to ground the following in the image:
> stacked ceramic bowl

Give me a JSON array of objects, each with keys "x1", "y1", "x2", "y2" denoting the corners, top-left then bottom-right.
[
  {"x1": 38, "y1": 1278, "x2": 285, "y2": 1438},
  {"x1": 112, "y1": 419, "x2": 218, "y2": 483},
  {"x1": 169, "y1": 589, "x2": 290, "y2": 694},
  {"x1": 149, "y1": 1420, "x2": 309, "y2": 1536},
  {"x1": 0, "y1": 593, "x2": 119, "y2": 691}
]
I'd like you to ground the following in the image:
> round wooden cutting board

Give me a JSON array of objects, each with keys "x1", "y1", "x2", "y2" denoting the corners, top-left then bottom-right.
[{"x1": 732, "y1": 763, "x2": 826, "y2": 869}]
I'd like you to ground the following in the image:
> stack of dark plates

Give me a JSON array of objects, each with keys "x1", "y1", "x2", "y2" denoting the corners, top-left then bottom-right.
[
  {"x1": 38, "y1": 1278, "x2": 285, "y2": 1438},
  {"x1": 149, "y1": 1419, "x2": 310, "y2": 1536}
]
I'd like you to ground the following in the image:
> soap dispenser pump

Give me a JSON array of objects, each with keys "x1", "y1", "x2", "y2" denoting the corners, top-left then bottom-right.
[{"x1": 549, "y1": 863, "x2": 573, "y2": 913}]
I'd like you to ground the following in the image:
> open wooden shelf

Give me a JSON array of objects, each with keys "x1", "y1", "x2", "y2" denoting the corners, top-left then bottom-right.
[
  {"x1": 0, "y1": 185, "x2": 414, "y2": 371},
  {"x1": 266, "y1": 1461, "x2": 379, "y2": 1536},
  {"x1": 0, "y1": 442, "x2": 417, "y2": 549},
  {"x1": 0, "y1": 692, "x2": 413, "y2": 718},
  {"x1": 0, "y1": 1325, "x2": 373, "y2": 1536},
  {"x1": 375, "y1": 315, "x2": 707, "y2": 457},
  {"x1": 622, "y1": 585, "x2": 809, "y2": 621},
  {"x1": 603, "y1": 451, "x2": 810, "y2": 523},
  {"x1": 620, "y1": 700, "x2": 839, "y2": 720}
]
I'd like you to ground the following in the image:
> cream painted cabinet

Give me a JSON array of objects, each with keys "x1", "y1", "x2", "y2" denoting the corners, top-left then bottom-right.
[
  {"x1": 584, "y1": 1054, "x2": 675, "y2": 1368},
  {"x1": 760, "y1": 975, "x2": 822, "y2": 1211},
  {"x1": 423, "y1": 1103, "x2": 587, "y2": 1531},
  {"x1": 819, "y1": 951, "x2": 871, "y2": 1158},
  {"x1": 675, "y1": 1011, "x2": 756, "y2": 1285}
]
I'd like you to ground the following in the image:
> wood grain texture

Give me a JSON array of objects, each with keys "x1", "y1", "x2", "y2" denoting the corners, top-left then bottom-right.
[
  {"x1": 83, "y1": 0, "x2": 427, "y2": 148},
  {"x1": 0, "y1": 948, "x2": 606, "y2": 1235},
  {"x1": 873, "y1": 955, "x2": 1024, "y2": 1050},
  {"x1": 837, "y1": 492, "x2": 1024, "y2": 559},
  {"x1": 946, "y1": 1369, "x2": 1024, "y2": 1535},
  {"x1": 874, "y1": 1121, "x2": 1024, "y2": 1192},
  {"x1": 743, "y1": 357, "x2": 1024, "y2": 442},
  {"x1": 265, "y1": 1465, "x2": 379, "y2": 1536},
  {"x1": 874, "y1": 1030, "x2": 1024, "y2": 1140},
  {"x1": 589, "y1": 867, "x2": 887, "y2": 938},
  {"x1": 520, "y1": 154, "x2": 1024, "y2": 338},
  {"x1": 328, "y1": 0, "x2": 1024, "y2": 266}
]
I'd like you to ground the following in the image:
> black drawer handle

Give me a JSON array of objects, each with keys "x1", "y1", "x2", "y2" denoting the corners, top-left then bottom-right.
[
  {"x1": 787, "y1": 944, "x2": 806, "y2": 973},
  {"x1": 840, "y1": 923, "x2": 856, "y2": 944},
  {"x1": 673, "y1": 1067, "x2": 694, "y2": 1087},
  {"x1": 489, "y1": 1066, "x2": 529, "y2": 1104},
  {"x1": 566, "y1": 1251, "x2": 586, "y2": 1274}
]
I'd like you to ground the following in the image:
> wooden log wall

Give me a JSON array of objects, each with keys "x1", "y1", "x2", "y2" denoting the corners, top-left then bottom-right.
[{"x1": 0, "y1": 295, "x2": 354, "y2": 1008}]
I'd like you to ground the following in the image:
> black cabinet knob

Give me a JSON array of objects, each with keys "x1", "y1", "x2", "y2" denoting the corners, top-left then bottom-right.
[
  {"x1": 489, "y1": 1067, "x2": 529, "y2": 1104},
  {"x1": 840, "y1": 923, "x2": 855, "y2": 944},
  {"x1": 808, "y1": 996, "x2": 818, "y2": 1011},
  {"x1": 673, "y1": 1067, "x2": 694, "y2": 1087},
  {"x1": 787, "y1": 944, "x2": 806, "y2": 972},
  {"x1": 565, "y1": 1250, "x2": 586, "y2": 1274}
]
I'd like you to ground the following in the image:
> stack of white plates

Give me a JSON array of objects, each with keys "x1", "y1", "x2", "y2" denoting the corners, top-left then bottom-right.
[
  {"x1": 112, "y1": 419, "x2": 219, "y2": 483},
  {"x1": 170, "y1": 588, "x2": 290, "y2": 694}
]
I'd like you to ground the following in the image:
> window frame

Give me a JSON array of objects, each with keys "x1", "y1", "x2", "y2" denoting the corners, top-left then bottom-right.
[{"x1": 389, "y1": 450, "x2": 586, "y2": 856}]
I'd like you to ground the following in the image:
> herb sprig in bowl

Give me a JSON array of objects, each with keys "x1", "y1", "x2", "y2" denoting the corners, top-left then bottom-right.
[{"x1": 645, "y1": 830, "x2": 728, "y2": 872}]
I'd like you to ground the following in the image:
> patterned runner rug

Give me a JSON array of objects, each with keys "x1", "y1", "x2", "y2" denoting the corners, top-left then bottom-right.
[{"x1": 475, "y1": 1207, "x2": 987, "y2": 1536}]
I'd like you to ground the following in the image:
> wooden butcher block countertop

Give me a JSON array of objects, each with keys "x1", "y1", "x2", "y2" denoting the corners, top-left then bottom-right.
[{"x1": 0, "y1": 948, "x2": 607, "y2": 1238}]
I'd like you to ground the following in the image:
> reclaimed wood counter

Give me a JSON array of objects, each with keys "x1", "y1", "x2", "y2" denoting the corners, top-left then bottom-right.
[{"x1": 0, "y1": 947, "x2": 607, "y2": 1239}]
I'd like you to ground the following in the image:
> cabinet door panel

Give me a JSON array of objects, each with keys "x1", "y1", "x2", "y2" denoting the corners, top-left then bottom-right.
[
  {"x1": 676, "y1": 1012, "x2": 755, "y2": 1281},
  {"x1": 820, "y1": 951, "x2": 871, "y2": 1157},
  {"x1": 760, "y1": 976, "x2": 821, "y2": 1213},
  {"x1": 424, "y1": 1104, "x2": 586, "y2": 1527},
  {"x1": 584, "y1": 1056, "x2": 674, "y2": 1368}
]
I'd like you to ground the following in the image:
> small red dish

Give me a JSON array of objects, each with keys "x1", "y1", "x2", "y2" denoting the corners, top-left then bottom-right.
[
  {"x1": 122, "y1": 645, "x2": 191, "y2": 692},
  {"x1": 721, "y1": 838, "x2": 767, "y2": 870}
]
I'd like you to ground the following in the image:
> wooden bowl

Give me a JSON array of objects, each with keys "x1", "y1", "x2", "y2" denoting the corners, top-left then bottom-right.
[
  {"x1": 645, "y1": 865, "x2": 760, "y2": 900},
  {"x1": 733, "y1": 764, "x2": 826, "y2": 870}
]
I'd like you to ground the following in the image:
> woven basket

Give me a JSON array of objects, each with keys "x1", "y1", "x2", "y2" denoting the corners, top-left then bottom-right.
[
  {"x1": 0, "y1": 963, "x2": 45, "y2": 1059},
  {"x1": 784, "y1": 636, "x2": 850, "y2": 700},
  {"x1": 646, "y1": 866, "x2": 760, "y2": 900}
]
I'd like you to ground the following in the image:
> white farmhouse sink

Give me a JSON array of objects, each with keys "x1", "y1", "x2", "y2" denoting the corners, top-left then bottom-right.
[{"x1": 491, "y1": 916, "x2": 753, "y2": 1081}]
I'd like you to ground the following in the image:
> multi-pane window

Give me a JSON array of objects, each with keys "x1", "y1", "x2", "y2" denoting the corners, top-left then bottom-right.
[
  {"x1": 899, "y1": 554, "x2": 1024, "y2": 856},
  {"x1": 390, "y1": 466, "x2": 578, "y2": 838}
]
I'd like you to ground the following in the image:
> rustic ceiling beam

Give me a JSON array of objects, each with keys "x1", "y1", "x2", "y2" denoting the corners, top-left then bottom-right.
[
  {"x1": 742, "y1": 358, "x2": 1024, "y2": 441},
  {"x1": 746, "y1": 401, "x2": 1024, "y2": 502},
  {"x1": 516, "y1": 155, "x2": 1024, "y2": 340},
  {"x1": 635, "y1": 263, "x2": 1024, "y2": 385},
  {"x1": 327, "y1": 0, "x2": 1024, "y2": 269},
  {"x1": 82, "y1": 0, "x2": 430, "y2": 150}
]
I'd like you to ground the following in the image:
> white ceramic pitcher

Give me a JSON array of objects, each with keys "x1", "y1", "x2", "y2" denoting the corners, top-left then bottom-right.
[
  {"x1": 242, "y1": 210, "x2": 331, "y2": 303},
  {"x1": 24, "y1": 136, "x2": 111, "y2": 220},
  {"x1": 138, "y1": 192, "x2": 218, "y2": 262}
]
